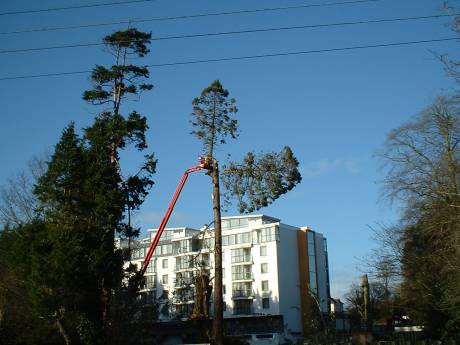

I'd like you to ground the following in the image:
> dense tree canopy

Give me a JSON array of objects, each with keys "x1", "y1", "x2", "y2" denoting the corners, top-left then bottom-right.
[{"x1": 0, "y1": 28, "x2": 155, "y2": 345}]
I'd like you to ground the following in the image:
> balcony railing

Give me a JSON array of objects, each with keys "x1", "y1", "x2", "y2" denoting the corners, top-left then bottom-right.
[
  {"x1": 231, "y1": 272, "x2": 253, "y2": 281},
  {"x1": 174, "y1": 278, "x2": 194, "y2": 288},
  {"x1": 175, "y1": 263, "x2": 194, "y2": 271},
  {"x1": 232, "y1": 289, "x2": 254, "y2": 298},
  {"x1": 173, "y1": 247, "x2": 192, "y2": 255},
  {"x1": 231, "y1": 255, "x2": 252, "y2": 264}
]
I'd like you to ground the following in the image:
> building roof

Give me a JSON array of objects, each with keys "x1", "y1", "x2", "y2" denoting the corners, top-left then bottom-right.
[{"x1": 221, "y1": 214, "x2": 280, "y2": 223}]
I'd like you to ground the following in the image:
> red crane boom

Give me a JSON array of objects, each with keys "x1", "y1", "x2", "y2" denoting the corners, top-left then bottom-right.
[{"x1": 139, "y1": 157, "x2": 211, "y2": 277}]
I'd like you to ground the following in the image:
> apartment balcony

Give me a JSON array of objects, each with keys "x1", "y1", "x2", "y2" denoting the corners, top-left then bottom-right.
[
  {"x1": 140, "y1": 284, "x2": 157, "y2": 291},
  {"x1": 175, "y1": 263, "x2": 211, "y2": 272},
  {"x1": 173, "y1": 248, "x2": 195, "y2": 256},
  {"x1": 231, "y1": 272, "x2": 253, "y2": 282},
  {"x1": 140, "y1": 274, "x2": 157, "y2": 291},
  {"x1": 231, "y1": 255, "x2": 253, "y2": 265},
  {"x1": 175, "y1": 264, "x2": 195, "y2": 272},
  {"x1": 174, "y1": 279, "x2": 195, "y2": 288},
  {"x1": 232, "y1": 289, "x2": 255, "y2": 299}
]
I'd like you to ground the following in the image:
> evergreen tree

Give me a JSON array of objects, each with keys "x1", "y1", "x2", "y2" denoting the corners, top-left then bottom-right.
[
  {"x1": 0, "y1": 224, "x2": 61, "y2": 345},
  {"x1": 33, "y1": 124, "x2": 102, "y2": 344},
  {"x1": 24, "y1": 28, "x2": 157, "y2": 344}
]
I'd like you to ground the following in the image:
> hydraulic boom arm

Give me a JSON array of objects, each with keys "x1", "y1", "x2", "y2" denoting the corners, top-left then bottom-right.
[{"x1": 139, "y1": 157, "x2": 211, "y2": 277}]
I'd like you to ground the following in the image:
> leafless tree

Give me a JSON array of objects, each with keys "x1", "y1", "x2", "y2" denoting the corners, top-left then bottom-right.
[
  {"x1": 375, "y1": 95, "x2": 460, "y2": 335},
  {"x1": 0, "y1": 154, "x2": 48, "y2": 227},
  {"x1": 380, "y1": 96, "x2": 460, "y2": 208}
]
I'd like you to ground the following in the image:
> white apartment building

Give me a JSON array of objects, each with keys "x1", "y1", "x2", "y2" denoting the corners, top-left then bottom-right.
[{"x1": 122, "y1": 215, "x2": 330, "y2": 343}]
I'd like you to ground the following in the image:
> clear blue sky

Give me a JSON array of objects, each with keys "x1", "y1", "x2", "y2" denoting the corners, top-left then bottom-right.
[{"x1": 0, "y1": 0, "x2": 458, "y2": 299}]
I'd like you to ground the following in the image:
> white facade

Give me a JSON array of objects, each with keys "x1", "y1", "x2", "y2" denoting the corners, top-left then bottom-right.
[{"x1": 122, "y1": 215, "x2": 330, "y2": 342}]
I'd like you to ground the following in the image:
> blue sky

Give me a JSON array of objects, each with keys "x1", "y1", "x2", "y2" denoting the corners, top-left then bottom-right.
[{"x1": 0, "y1": 0, "x2": 458, "y2": 299}]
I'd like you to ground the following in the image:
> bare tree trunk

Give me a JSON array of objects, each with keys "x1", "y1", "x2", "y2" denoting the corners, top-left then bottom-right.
[{"x1": 211, "y1": 159, "x2": 224, "y2": 345}]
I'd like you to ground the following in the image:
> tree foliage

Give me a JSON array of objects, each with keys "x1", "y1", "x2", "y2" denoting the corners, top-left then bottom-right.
[
  {"x1": 378, "y1": 96, "x2": 460, "y2": 337},
  {"x1": 191, "y1": 80, "x2": 238, "y2": 158},
  {"x1": 222, "y1": 147, "x2": 301, "y2": 213},
  {"x1": 83, "y1": 28, "x2": 153, "y2": 114},
  {"x1": 0, "y1": 28, "x2": 156, "y2": 345},
  {"x1": 0, "y1": 225, "x2": 61, "y2": 345}
]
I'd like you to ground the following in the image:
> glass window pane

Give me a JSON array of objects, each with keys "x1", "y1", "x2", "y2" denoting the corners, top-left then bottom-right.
[
  {"x1": 260, "y1": 246, "x2": 267, "y2": 256},
  {"x1": 230, "y1": 219, "x2": 240, "y2": 228},
  {"x1": 262, "y1": 280, "x2": 269, "y2": 291},
  {"x1": 262, "y1": 298, "x2": 269, "y2": 309},
  {"x1": 261, "y1": 263, "x2": 268, "y2": 273}
]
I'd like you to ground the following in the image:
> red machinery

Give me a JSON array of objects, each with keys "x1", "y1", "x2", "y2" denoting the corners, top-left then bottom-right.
[{"x1": 139, "y1": 157, "x2": 212, "y2": 277}]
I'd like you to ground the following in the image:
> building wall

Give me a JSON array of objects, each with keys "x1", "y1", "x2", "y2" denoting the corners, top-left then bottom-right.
[
  {"x1": 277, "y1": 223, "x2": 302, "y2": 337},
  {"x1": 221, "y1": 216, "x2": 281, "y2": 318},
  {"x1": 314, "y1": 233, "x2": 329, "y2": 313}
]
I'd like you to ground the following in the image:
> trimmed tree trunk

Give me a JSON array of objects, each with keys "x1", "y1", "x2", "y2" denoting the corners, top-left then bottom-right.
[
  {"x1": 211, "y1": 159, "x2": 224, "y2": 345},
  {"x1": 361, "y1": 274, "x2": 369, "y2": 330}
]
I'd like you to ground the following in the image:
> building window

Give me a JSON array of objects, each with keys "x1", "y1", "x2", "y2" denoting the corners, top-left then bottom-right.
[
  {"x1": 232, "y1": 265, "x2": 252, "y2": 280},
  {"x1": 222, "y1": 231, "x2": 252, "y2": 247},
  {"x1": 176, "y1": 287, "x2": 194, "y2": 302},
  {"x1": 223, "y1": 285, "x2": 226, "y2": 295},
  {"x1": 231, "y1": 248, "x2": 251, "y2": 263},
  {"x1": 261, "y1": 263, "x2": 268, "y2": 274},
  {"x1": 144, "y1": 275, "x2": 156, "y2": 289},
  {"x1": 262, "y1": 298, "x2": 270, "y2": 309},
  {"x1": 261, "y1": 280, "x2": 269, "y2": 292},
  {"x1": 260, "y1": 227, "x2": 277, "y2": 243},
  {"x1": 204, "y1": 237, "x2": 214, "y2": 249},
  {"x1": 154, "y1": 244, "x2": 173, "y2": 256},
  {"x1": 236, "y1": 232, "x2": 251, "y2": 244},
  {"x1": 233, "y1": 300, "x2": 252, "y2": 315},
  {"x1": 162, "y1": 274, "x2": 168, "y2": 284},
  {"x1": 223, "y1": 302, "x2": 227, "y2": 311},
  {"x1": 232, "y1": 282, "x2": 252, "y2": 297},
  {"x1": 223, "y1": 218, "x2": 249, "y2": 230},
  {"x1": 162, "y1": 230, "x2": 172, "y2": 240},
  {"x1": 173, "y1": 239, "x2": 191, "y2": 254},
  {"x1": 199, "y1": 253, "x2": 210, "y2": 267},
  {"x1": 162, "y1": 258, "x2": 168, "y2": 269},
  {"x1": 175, "y1": 255, "x2": 194, "y2": 270},
  {"x1": 146, "y1": 260, "x2": 156, "y2": 274},
  {"x1": 260, "y1": 246, "x2": 267, "y2": 256},
  {"x1": 307, "y1": 232, "x2": 318, "y2": 294}
]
